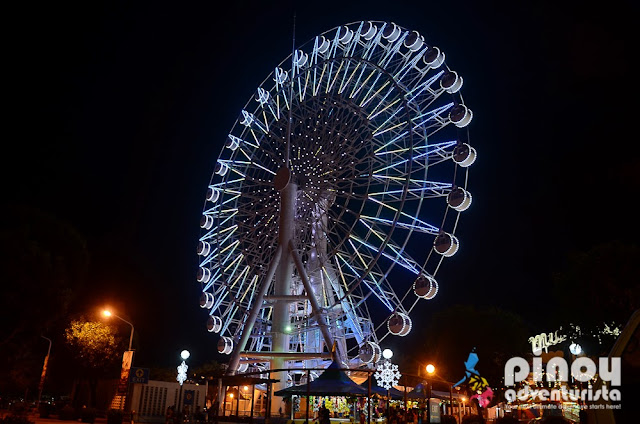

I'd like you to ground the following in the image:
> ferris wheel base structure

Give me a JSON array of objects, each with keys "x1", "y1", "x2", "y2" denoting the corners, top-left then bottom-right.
[{"x1": 196, "y1": 21, "x2": 478, "y2": 409}]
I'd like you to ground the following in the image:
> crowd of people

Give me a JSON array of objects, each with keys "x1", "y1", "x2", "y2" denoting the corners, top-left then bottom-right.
[
  {"x1": 165, "y1": 405, "x2": 210, "y2": 424},
  {"x1": 383, "y1": 406, "x2": 421, "y2": 424}
]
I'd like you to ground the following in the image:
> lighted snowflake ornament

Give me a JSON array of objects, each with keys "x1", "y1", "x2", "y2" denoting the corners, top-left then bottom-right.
[
  {"x1": 177, "y1": 361, "x2": 188, "y2": 385},
  {"x1": 374, "y1": 360, "x2": 402, "y2": 390}
]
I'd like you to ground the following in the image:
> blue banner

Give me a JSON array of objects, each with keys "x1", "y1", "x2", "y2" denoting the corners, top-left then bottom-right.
[{"x1": 184, "y1": 390, "x2": 195, "y2": 405}]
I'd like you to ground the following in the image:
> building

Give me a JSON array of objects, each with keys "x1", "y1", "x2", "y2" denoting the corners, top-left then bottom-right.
[{"x1": 130, "y1": 380, "x2": 207, "y2": 423}]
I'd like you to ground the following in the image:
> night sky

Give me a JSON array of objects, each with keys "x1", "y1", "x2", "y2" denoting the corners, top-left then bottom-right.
[{"x1": 5, "y1": 0, "x2": 637, "y2": 369}]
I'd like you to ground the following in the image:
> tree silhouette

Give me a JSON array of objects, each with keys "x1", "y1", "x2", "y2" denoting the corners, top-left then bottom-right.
[
  {"x1": 0, "y1": 205, "x2": 89, "y2": 395},
  {"x1": 553, "y1": 241, "x2": 640, "y2": 329},
  {"x1": 65, "y1": 319, "x2": 123, "y2": 407}
]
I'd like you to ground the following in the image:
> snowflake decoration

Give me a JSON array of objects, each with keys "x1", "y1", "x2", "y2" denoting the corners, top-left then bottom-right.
[
  {"x1": 177, "y1": 361, "x2": 188, "y2": 385},
  {"x1": 374, "y1": 360, "x2": 401, "y2": 390}
]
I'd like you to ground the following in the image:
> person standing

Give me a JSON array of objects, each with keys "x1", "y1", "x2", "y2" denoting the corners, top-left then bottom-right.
[{"x1": 166, "y1": 406, "x2": 174, "y2": 424}]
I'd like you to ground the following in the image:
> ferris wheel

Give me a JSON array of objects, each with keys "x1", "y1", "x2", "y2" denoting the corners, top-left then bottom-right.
[{"x1": 197, "y1": 21, "x2": 476, "y2": 376}]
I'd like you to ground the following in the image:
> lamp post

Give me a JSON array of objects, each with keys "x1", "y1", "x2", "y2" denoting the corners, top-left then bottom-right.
[
  {"x1": 103, "y1": 310, "x2": 134, "y2": 351},
  {"x1": 177, "y1": 350, "x2": 191, "y2": 423},
  {"x1": 382, "y1": 349, "x2": 393, "y2": 420},
  {"x1": 37, "y1": 336, "x2": 52, "y2": 409},
  {"x1": 103, "y1": 309, "x2": 135, "y2": 414},
  {"x1": 420, "y1": 364, "x2": 454, "y2": 422},
  {"x1": 424, "y1": 364, "x2": 434, "y2": 424}
]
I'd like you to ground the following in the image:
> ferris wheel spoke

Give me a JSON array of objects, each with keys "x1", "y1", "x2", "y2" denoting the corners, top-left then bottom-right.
[
  {"x1": 367, "y1": 88, "x2": 401, "y2": 124},
  {"x1": 393, "y1": 47, "x2": 427, "y2": 83},
  {"x1": 371, "y1": 175, "x2": 449, "y2": 192},
  {"x1": 221, "y1": 305, "x2": 241, "y2": 335},
  {"x1": 347, "y1": 69, "x2": 373, "y2": 104},
  {"x1": 202, "y1": 268, "x2": 222, "y2": 292},
  {"x1": 335, "y1": 251, "x2": 396, "y2": 313},
  {"x1": 356, "y1": 218, "x2": 422, "y2": 272},
  {"x1": 368, "y1": 97, "x2": 403, "y2": 122},
  {"x1": 320, "y1": 266, "x2": 367, "y2": 343},
  {"x1": 293, "y1": 73, "x2": 307, "y2": 103},
  {"x1": 384, "y1": 141, "x2": 459, "y2": 170},
  {"x1": 237, "y1": 273, "x2": 259, "y2": 306},
  {"x1": 349, "y1": 230, "x2": 421, "y2": 275},
  {"x1": 234, "y1": 146, "x2": 258, "y2": 163},
  {"x1": 220, "y1": 252, "x2": 244, "y2": 283},
  {"x1": 337, "y1": 59, "x2": 357, "y2": 94},
  {"x1": 376, "y1": 28, "x2": 406, "y2": 68},
  {"x1": 204, "y1": 194, "x2": 241, "y2": 214},
  {"x1": 405, "y1": 70, "x2": 445, "y2": 103},
  {"x1": 327, "y1": 60, "x2": 346, "y2": 93},
  {"x1": 365, "y1": 196, "x2": 440, "y2": 235},
  {"x1": 201, "y1": 213, "x2": 238, "y2": 242},
  {"x1": 359, "y1": 28, "x2": 384, "y2": 61},
  {"x1": 228, "y1": 134, "x2": 260, "y2": 150},
  {"x1": 359, "y1": 77, "x2": 390, "y2": 109},
  {"x1": 413, "y1": 103, "x2": 455, "y2": 132},
  {"x1": 240, "y1": 110, "x2": 270, "y2": 134},
  {"x1": 368, "y1": 181, "x2": 453, "y2": 200},
  {"x1": 228, "y1": 265, "x2": 251, "y2": 292},
  {"x1": 372, "y1": 116, "x2": 408, "y2": 139}
]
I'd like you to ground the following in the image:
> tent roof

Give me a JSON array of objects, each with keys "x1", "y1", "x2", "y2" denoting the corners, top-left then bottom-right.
[
  {"x1": 407, "y1": 387, "x2": 465, "y2": 401},
  {"x1": 220, "y1": 375, "x2": 279, "y2": 385},
  {"x1": 358, "y1": 379, "x2": 405, "y2": 399},
  {"x1": 274, "y1": 360, "x2": 369, "y2": 397}
]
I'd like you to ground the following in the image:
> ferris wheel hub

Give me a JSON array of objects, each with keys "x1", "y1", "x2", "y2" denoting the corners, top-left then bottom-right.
[{"x1": 274, "y1": 167, "x2": 291, "y2": 191}]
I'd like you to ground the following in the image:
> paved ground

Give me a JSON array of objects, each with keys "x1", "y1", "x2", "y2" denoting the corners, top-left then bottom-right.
[
  {"x1": 0, "y1": 413, "x2": 108, "y2": 424},
  {"x1": 34, "y1": 418, "x2": 107, "y2": 424}
]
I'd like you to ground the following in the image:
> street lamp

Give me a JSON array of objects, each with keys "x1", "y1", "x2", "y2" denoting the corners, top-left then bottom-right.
[
  {"x1": 461, "y1": 396, "x2": 467, "y2": 421},
  {"x1": 421, "y1": 364, "x2": 435, "y2": 424},
  {"x1": 418, "y1": 364, "x2": 455, "y2": 421},
  {"x1": 103, "y1": 309, "x2": 134, "y2": 351},
  {"x1": 102, "y1": 309, "x2": 136, "y2": 415},
  {"x1": 177, "y1": 350, "x2": 191, "y2": 421},
  {"x1": 380, "y1": 349, "x2": 394, "y2": 419}
]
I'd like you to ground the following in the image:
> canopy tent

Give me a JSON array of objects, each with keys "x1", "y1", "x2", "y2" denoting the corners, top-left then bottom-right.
[
  {"x1": 358, "y1": 379, "x2": 405, "y2": 400},
  {"x1": 407, "y1": 384, "x2": 463, "y2": 401},
  {"x1": 274, "y1": 360, "x2": 369, "y2": 397}
]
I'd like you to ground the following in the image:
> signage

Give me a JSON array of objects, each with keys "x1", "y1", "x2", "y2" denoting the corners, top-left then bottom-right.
[
  {"x1": 38, "y1": 354, "x2": 49, "y2": 392},
  {"x1": 117, "y1": 351, "x2": 134, "y2": 394},
  {"x1": 129, "y1": 367, "x2": 150, "y2": 384},
  {"x1": 453, "y1": 349, "x2": 493, "y2": 408},
  {"x1": 528, "y1": 330, "x2": 566, "y2": 354},
  {"x1": 428, "y1": 398, "x2": 441, "y2": 423}
]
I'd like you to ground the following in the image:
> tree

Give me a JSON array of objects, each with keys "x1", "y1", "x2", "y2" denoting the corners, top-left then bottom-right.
[
  {"x1": 193, "y1": 360, "x2": 226, "y2": 378},
  {"x1": 65, "y1": 320, "x2": 121, "y2": 368},
  {"x1": 64, "y1": 319, "x2": 123, "y2": 407},
  {"x1": 553, "y1": 242, "x2": 640, "y2": 332},
  {"x1": 0, "y1": 205, "x2": 89, "y2": 395}
]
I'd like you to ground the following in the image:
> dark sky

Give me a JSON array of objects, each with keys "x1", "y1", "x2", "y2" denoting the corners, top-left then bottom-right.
[{"x1": 5, "y1": 0, "x2": 637, "y2": 368}]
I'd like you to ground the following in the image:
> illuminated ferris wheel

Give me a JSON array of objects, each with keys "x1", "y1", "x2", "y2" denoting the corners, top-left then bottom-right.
[{"x1": 197, "y1": 21, "x2": 476, "y2": 376}]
